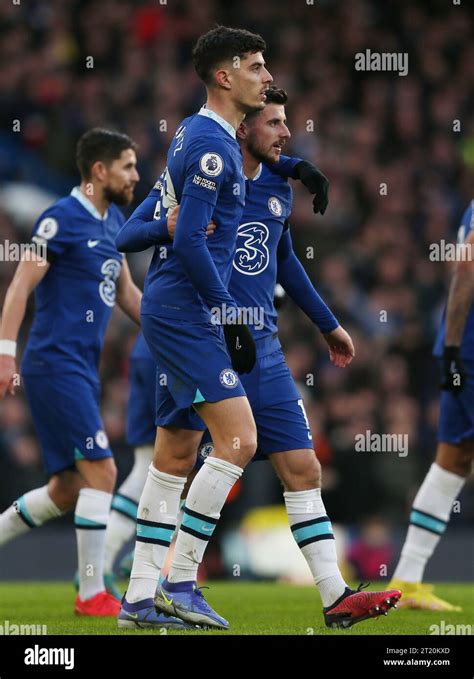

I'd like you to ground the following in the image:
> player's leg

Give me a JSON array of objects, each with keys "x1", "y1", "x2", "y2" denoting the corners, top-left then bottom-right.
[
  {"x1": 126, "y1": 424, "x2": 201, "y2": 598},
  {"x1": 154, "y1": 396, "x2": 256, "y2": 628},
  {"x1": 130, "y1": 314, "x2": 256, "y2": 627},
  {"x1": 118, "y1": 459, "x2": 196, "y2": 581},
  {"x1": 74, "y1": 456, "x2": 117, "y2": 602},
  {"x1": 104, "y1": 445, "x2": 153, "y2": 573},
  {"x1": 270, "y1": 446, "x2": 400, "y2": 627},
  {"x1": 104, "y1": 356, "x2": 156, "y2": 579},
  {"x1": 390, "y1": 440, "x2": 472, "y2": 611},
  {"x1": 390, "y1": 364, "x2": 474, "y2": 611},
  {"x1": 270, "y1": 448, "x2": 349, "y2": 605},
  {"x1": 119, "y1": 423, "x2": 201, "y2": 629},
  {"x1": 167, "y1": 395, "x2": 256, "y2": 578},
  {"x1": 0, "y1": 469, "x2": 79, "y2": 546},
  {"x1": 0, "y1": 373, "x2": 83, "y2": 546},
  {"x1": 255, "y1": 350, "x2": 400, "y2": 627},
  {"x1": 69, "y1": 377, "x2": 123, "y2": 616},
  {"x1": 243, "y1": 351, "x2": 351, "y2": 608}
]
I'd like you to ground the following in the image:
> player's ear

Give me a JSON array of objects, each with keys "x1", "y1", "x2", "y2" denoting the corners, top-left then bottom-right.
[
  {"x1": 90, "y1": 160, "x2": 108, "y2": 182},
  {"x1": 214, "y1": 67, "x2": 232, "y2": 91},
  {"x1": 237, "y1": 122, "x2": 247, "y2": 141}
]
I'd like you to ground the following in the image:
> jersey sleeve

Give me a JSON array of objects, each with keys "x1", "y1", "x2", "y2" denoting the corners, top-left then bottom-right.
[
  {"x1": 181, "y1": 136, "x2": 231, "y2": 205},
  {"x1": 277, "y1": 224, "x2": 339, "y2": 333},
  {"x1": 173, "y1": 194, "x2": 238, "y2": 311},
  {"x1": 115, "y1": 187, "x2": 170, "y2": 252},
  {"x1": 31, "y1": 207, "x2": 72, "y2": 262},
  {"x1": 269, "y1": 154, "x2": 303, "y2": 179}
]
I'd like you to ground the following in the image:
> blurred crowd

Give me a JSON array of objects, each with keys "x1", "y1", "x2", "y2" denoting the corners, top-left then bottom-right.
[{"x1": 1, "y1": 0, "x2": 473, "y2": 550}]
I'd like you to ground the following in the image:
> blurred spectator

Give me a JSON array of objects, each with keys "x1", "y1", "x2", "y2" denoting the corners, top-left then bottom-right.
[{"x1": 347, "y1": 516, "x2": 396, "y2": 581}]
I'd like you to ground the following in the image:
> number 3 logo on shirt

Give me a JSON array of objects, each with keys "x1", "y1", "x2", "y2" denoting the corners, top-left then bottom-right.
[
  {"x1": 233, "y1": 222, "x2": 270, "y2": 275},
  {"x1": 99, "y1": 259, "x2": 121, "y2": 307}
]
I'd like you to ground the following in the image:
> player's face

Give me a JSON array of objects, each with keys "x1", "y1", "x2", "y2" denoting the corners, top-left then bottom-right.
[
  {"x1": 230, "y1": 52, "x2": 273, "y2": 112},
  {"x1": 103, "y1": 149, "x2": 140, "y2": 206},
  {"x1": 245, "y1": 104, "x2": 291, "y2": 164}
]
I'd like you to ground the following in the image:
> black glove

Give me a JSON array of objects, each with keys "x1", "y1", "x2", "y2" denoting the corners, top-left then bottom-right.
[
  {"x1": 273, "y1": 283, "x2": 287, "y2": 310},
  {"x1": 294, "y1": 160, "x2": 329, "y2": 215},
  {"x1": 223, "y1": 320, "x2": 256, "y2": 374},
  {"x1": 440, "y1": 346, "x2": 466, "y2": 393}
]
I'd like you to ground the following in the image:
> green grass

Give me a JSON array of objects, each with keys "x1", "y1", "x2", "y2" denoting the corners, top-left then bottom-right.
[{"x1": 0, "y1": 581, "x2": 472, "y2": 635}]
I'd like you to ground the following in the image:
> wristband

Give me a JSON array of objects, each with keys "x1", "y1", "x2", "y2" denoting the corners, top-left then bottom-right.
[{"x1": 0, "y1": 340, "x2": 16, "y2": 357}]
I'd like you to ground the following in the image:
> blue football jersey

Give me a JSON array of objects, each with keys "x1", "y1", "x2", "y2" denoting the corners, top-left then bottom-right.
[
  {"x1": 229, "y1": 163, "x2": 292, "y2": 339},
  {"x1": 141, "y1": 107, "x2": 246, "y2": 322},
  {"x1": 434, "y1": 200, "x2": 474, "y2": 359},
  {"x1": 21, "y1": 188, "x2": 125, "y2": 380}
]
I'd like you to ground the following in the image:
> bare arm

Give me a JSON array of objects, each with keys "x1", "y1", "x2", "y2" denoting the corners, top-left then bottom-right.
[
  {"x1": 445, "y1": 229, "x2": 474, "y2": 346},
  {"x1": 115, "y1": 258, "x2": 142, "y2": 326},
  {"x1": 0, "y1": 254, "x2": 50, "y2": 397}
]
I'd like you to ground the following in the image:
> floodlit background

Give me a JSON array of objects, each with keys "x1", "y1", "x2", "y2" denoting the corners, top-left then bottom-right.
[{"x1": 0, "y1": 0, "x2": 473, "y2": 582}]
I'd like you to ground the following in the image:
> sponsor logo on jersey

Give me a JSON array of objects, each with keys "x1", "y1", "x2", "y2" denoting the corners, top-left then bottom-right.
[
  {"x1": 268, "y1": 196, "x2": 283, "y2": 216},
  {"x1": 192, "y1": 174, "x2": 217, "y2": 191},
  {"x1": 219, "y1": 369, "x2": 239, "y2": 389},
  {"x1": 36, "y1": 217, "x2": 59, "y2": 240},
  {"x1": 199, "y1": 152, "x2": 224, "y2": 177},
  {"x1": 233, "y1": 221, "x2": 270, "y2": 275},
  {"x1": 99, "y1": 258, "x2": 121, "y2": 307}
]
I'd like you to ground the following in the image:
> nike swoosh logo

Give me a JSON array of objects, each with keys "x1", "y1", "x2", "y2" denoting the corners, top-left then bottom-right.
[
  {"x1": 87, "y1": 239, "x2": 100, "y2": 248},
  {"x1": 201, "y1": 525, "x2": 213, "y2": 532},
  {"x1": 236, "y1": 337, "x2": 241, "y2": 350},
  {"x1": 125, "y1": 611, "x2": 138, "y2": 619},
  {"x1": 160, "y1": 588, "x2": 173, "y2": 606}
]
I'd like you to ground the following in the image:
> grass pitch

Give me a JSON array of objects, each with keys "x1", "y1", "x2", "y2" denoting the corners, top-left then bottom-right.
[{"x1": 0, "y1": 581, "x2": 471, "y2": 635}]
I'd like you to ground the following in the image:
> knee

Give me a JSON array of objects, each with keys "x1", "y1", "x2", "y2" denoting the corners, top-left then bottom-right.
[
  {"x1": 154, "y1": 447, "x2": 197, "y2": 477},
  {"x1": 279, "y1": 453, "x2": 322, "y2": 492},
  {"x1": 234, "y1": 432, "x2": 258, "y2": 465},
  {"x1": 174, "y1": 454, "x2": 198, "y2": 477}
]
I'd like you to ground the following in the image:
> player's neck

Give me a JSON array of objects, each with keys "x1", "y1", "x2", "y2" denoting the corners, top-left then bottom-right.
[
  {"x1": 241, "y1": 148, "x2": 261, "y2": 179},
  {"x1": 79, "y1": 182, "x2": 109, "y2": 217},
  {"x1": 205, "y1": 94, "x2": 245, "y2": 133}
]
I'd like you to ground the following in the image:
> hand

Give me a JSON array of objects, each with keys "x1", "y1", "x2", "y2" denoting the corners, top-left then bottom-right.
[
  {"x1": 0, "y1": 355, "x2": 18, "y2": 398},
  {"x1": 441, "y1": 346, "x2": 466, "y2": 393},
  {"x1": 294, "y1": 160, "x2": 329, "y2": 215},
  {"x1": 323, "y1": 326, "x2": 355, "y2": 368},
  {"x1": 167, "y1": 205, "x2": 216, "y2": 239},
  {"x1": 223, "y1": 319, "x2": 256, "y2": 374}
]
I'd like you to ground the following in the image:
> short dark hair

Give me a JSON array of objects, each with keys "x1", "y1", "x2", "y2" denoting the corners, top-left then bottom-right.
[
  {"x1": 244, "y1": 86, "x2": 288, "y2": 124},
  {"x1": 192, "y1": 25, "x2": 266, "y2": 85},
  {"x1": 76, "y1": 128, "x2": 137, "y2": 180}
]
